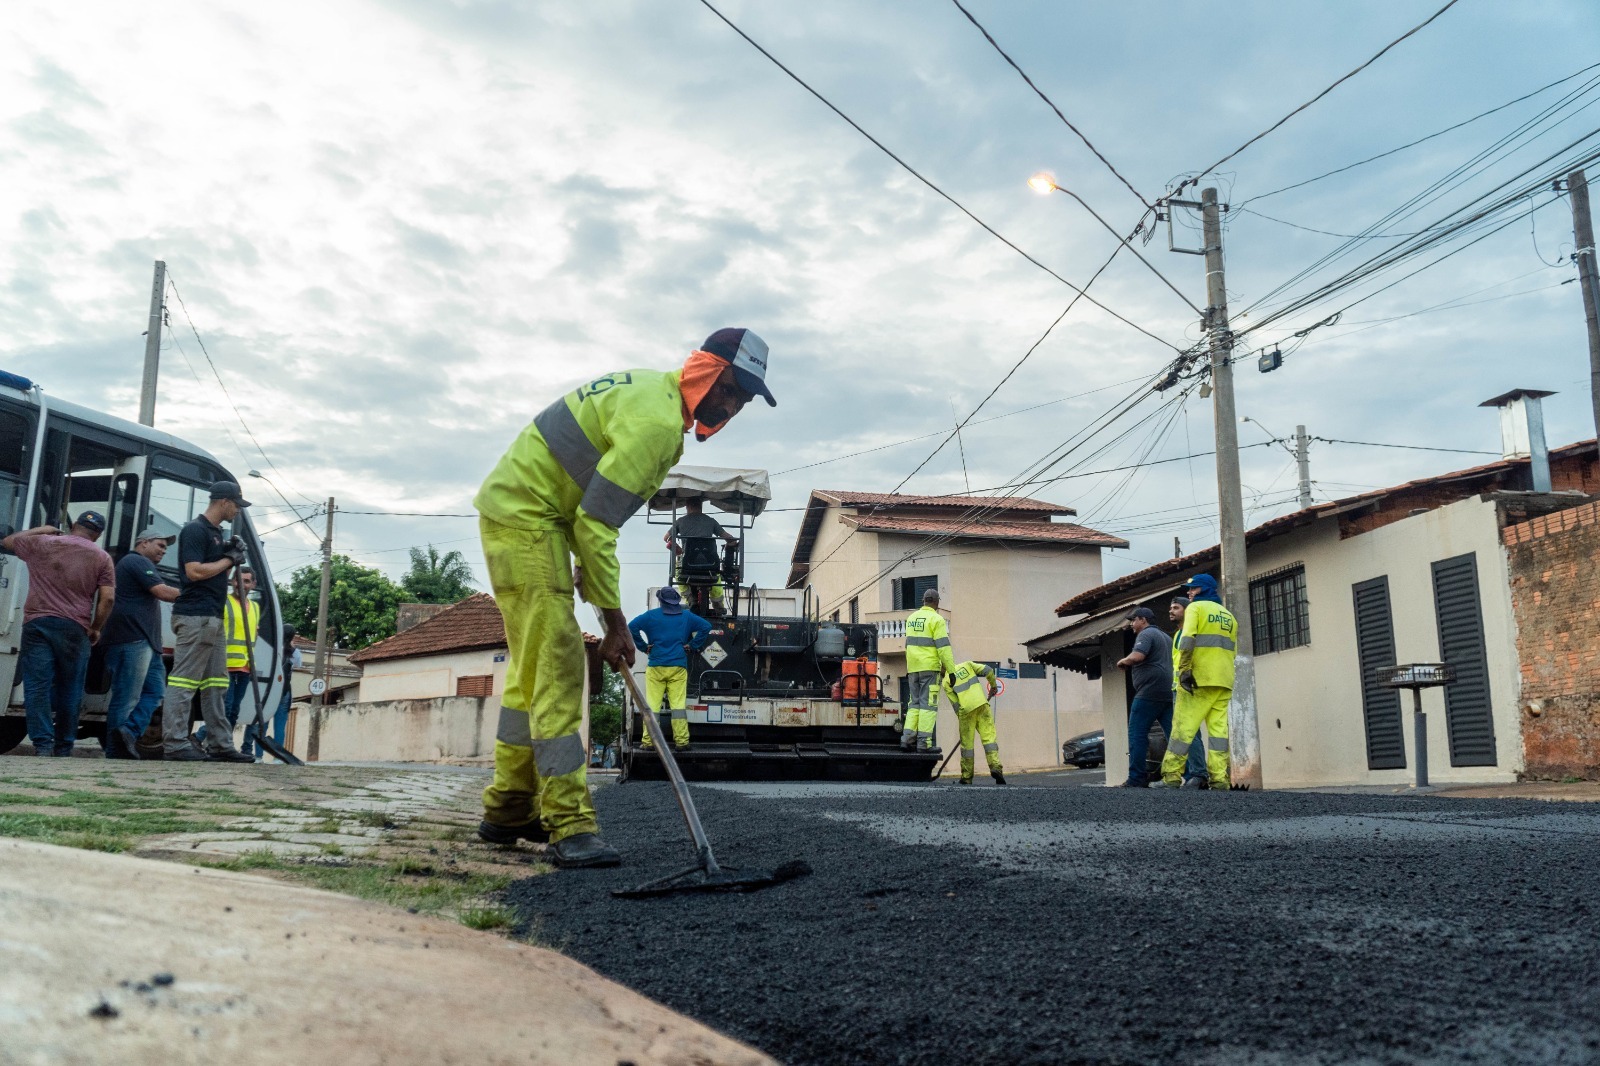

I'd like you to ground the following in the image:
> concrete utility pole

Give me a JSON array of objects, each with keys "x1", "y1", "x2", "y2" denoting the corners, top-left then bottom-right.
[
  {"x1": 138, "y1": 260, "x2": 166, "y2": 427},
  {"x1": 1295, "y1": 425, "x2": 1313, "y2": 510},
  {"x1": 1569, "y1": 170, "x2": 1600, "y2": 440},
  {"x1": 311, "y1": 498, "x2": 335, "y2": 706},
  {"x1": 1195, "y1": 187, "x2": 1263, "y2": 789}
]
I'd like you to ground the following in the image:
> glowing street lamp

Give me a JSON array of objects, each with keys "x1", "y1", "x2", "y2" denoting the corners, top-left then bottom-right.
[{"x1": 1027, "y1": 172, "x2": 1058, "y2": 195}]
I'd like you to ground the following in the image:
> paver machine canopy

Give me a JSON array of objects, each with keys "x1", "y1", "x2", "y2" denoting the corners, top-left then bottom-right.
[{"x1": 623, "y1": 467, "x2": 938, "y2": 783}]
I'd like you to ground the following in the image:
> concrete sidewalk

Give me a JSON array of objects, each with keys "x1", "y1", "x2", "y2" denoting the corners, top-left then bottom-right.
[{"x1": 0, "y1": 837, "x2": 775, "y2": 1066}]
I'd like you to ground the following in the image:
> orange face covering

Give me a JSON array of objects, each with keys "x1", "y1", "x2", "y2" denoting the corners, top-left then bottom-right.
[{"x1": 679, "y1": 349, "x2": 734, "y2": 441}]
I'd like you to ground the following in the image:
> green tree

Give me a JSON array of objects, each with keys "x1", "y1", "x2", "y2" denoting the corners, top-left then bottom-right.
[
  {"x1": 401, "y1": 544, "x2": 476, "y2": 604},
  {"x1": 277, "y1": 555, "x2": 407, "y2": 651},
  {"x1": 588, "y1": 667, "x2": 625, "y2": 748}
]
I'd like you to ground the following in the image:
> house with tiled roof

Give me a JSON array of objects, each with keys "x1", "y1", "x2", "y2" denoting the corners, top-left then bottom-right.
[
  {"x1": 349, "y1": 594, "x2": 514, "y2": 703},
  {"x1": 786, "y1": 488, "x2": 1130, "y2": 770},
  {"x1": 1025, "y1": 396, "x2": 1600, "y2": 789}
]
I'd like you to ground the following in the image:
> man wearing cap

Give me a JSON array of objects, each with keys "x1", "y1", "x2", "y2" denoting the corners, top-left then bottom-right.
[
  {"x1": 473, "y1": 327, "x2": 775, "y2": 867},
  {"x1": 1114, "y1": 607, "x2": 1173, "y2": 788},
  {"x1": 1158, "y1": 573, "x2": 1237, "y2": 790},
  {"x1": 902, "y1": 587, "x2": 953, "y2": 753},
  {"x1": 628, "y1": 588, "x2": 713, "y2": 750},
  {"x1": 99, "y1": 528, "x2": 180, "y2": 759},
  {"x1": 2, "y1": 513, "x2": 115, "y2": 756},
  {"x1": 942, "y1": 659, "x2": 1006, "y2": 786},
  {"x1": 665, "y1": 497, "x2": 737, "y2": 614},
  {"x1": 160, "y1": 481, "x2": 254, "y2": 762}
]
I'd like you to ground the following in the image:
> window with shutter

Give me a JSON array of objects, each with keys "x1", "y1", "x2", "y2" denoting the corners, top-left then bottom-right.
[
  {"x1": 1351, "y1": 576, "x2": 1405, "y2": 770},
  {"x1": 1431, "y1": 553, "x2": 1497, "y2": 767},
  {"x1": 456, "y1": 674, "x2": 494, "y2": 698}
]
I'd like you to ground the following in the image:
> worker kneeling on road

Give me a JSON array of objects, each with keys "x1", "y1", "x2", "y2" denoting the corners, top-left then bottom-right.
[
  {"x1": 628, "y1": 587, "x2": 711, "y2": 749},
  {"x1": 473, "y1": 328, "x2": 776, "y2": 868},
  {"x1": 1158, "y1": 573, "x2": 1235, "y2": 790},
  {"x1": 943, "y1": 660, "x2": 1005, "y2": 786},
  {"x1": 902, "y1": 588, "x2": 952, "y2": 752}
]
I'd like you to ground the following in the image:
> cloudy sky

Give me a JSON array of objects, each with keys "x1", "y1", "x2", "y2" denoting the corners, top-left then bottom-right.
[{"x1": 4, "y1": 0, "x2": 1598, "y2": 619}]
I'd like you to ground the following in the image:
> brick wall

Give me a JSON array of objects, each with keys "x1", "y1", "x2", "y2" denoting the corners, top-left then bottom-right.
[{"x1": 1503, "y1": 500, "x2": 1600, "y2": 779}]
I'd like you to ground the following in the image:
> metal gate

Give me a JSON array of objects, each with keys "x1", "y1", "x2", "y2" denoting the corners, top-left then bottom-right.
[
  {"x1": 1352, "y1": 576, "x2": 1405, "y2": 770},
  {"x1": 1431, "y1": 552, "x2": 1497, "y2": 767}
]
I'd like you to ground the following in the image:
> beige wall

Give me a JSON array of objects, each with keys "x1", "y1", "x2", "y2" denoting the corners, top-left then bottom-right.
[
  {"x1": 804, "y1": 507, "x2": 1109, "y2": 771},
  {"x1": 356, "y1": 648, "x2": 509, "y2": 703},
  {"x1": 296, "y1": 695, "x2": 500, "y2": 763},
  {"x1": 1100, "y1": 497, "x2": 1522, "y2": 788}
]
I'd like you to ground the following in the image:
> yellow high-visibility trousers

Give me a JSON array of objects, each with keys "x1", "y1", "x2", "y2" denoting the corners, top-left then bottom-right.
[
  {"x1": 957, "y1": 702, "x2": 1003, "y2": 782},
  {"x1": 903, "y1": 670, "x2": 939, "y2": 750},
  {"x1": 641, "y1": 665, "x2": 691, "y2": 747},
  {"x1": 1161, "y1": 684, "x2": 1231, "y2": 787},
  {"x1": 479, "y1": 518, "x2": 598, "y2": 845}
]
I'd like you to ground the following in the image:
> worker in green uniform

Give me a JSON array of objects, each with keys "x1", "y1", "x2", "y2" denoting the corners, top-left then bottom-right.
[
  {"x1": 901, "y1": 587, "x2": 953, "y2": 752},
  {"x1": 473, "y1": 328, "x2": 776, "y2": 867},
  {"x1": 943, "y1": 659, "x2": 1006, "y2": 785},
  {"x1": 1158, "y1": 573, "x2": 1235, "y2": 789}
]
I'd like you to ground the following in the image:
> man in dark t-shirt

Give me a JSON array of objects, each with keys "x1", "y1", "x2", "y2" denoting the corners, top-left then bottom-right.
[
  {"x1": 101, "y1": 528, "x2": 179, "y2": 759},
  {"x1": 159, "y1": 481, "x2": 253, "y2": 762},
  {"x1": 1115, "y1": 607, "x2": 1175, "y2": 788}
]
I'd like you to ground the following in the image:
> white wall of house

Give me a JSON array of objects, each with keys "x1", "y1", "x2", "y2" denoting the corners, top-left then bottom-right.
[
  {"x1": 356, "y1": 647, "x2": 509, "y2": 703},
  {"x1": 1101, "y1": 497, "x2": 1521, "y2": 789},
  {"x1": 805, "y1": 508, "x2": 1109, "y2": 772}
]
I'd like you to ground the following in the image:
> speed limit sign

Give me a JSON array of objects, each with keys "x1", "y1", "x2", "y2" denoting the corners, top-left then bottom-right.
[{"x1": 309, "y1": 678, "x2": 328, "y2": 696}]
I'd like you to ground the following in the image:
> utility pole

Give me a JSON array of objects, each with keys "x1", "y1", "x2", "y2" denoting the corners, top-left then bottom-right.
[
  {"x1": 1173, "y1": 536, "x2": 1182, "y2": 559},
  {"x1": 1569, "y1": 170, "x2": 1600, "y2": 439},
  {"x1": 311, "y1": 498, "x2": 335, "y2": 707},
  {"x1": 1295, "y1": 425, "x2": 1313, "y2": 510},
  {"x1": 138, "y1": 260, "x2": 166, "y2": 427},
  {"x1": 1174, "y1": 186, "x2": 1263, "y2": 789}
]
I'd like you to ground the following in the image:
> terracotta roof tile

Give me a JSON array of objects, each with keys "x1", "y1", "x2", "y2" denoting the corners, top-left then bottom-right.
[
  {"x1": 350, "y1": 594, "x2": 601, "y2": 664},
  {"x1": 842, "y1": 513, "x2": 1128, "y2": 548},
  {"x1": 815, "y1": 489, "x2": 1073, "y2": 515}
]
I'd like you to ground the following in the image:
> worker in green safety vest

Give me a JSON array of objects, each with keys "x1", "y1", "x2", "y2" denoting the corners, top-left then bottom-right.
[
  {"x1": 1157, "y1": 573, "x2": 1235, "y2": 789},
  {"x1": 901, "y1": 588, "x2": 953, "y2": 752},
  {"x1": 942, "y1": 660, "x2": 1006, "y2": 786},
  {"x1": 473, "y1": 328, "x2": 776, "y2": 867}
]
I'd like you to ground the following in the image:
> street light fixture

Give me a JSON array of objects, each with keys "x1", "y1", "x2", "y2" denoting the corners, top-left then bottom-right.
[{"x1": 1027, "y1": 172, "x2": 1058, "y2": 195}]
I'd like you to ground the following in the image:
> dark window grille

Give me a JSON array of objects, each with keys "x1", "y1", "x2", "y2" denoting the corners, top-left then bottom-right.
[
  {"x1": 1249, "y1": 565, "x2": 1310, "y2": 654},
  {"x1": 892, "y1": 575, "x2": 939, "y2": 611},
  {"x1": 849, "y1": 597, "x2": 859, "y2": 624}
]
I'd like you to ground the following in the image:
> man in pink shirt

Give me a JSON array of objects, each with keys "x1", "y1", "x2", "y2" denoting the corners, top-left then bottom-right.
[{"x1": 3, "y1": 511, "x2": 116, "y2": 756}]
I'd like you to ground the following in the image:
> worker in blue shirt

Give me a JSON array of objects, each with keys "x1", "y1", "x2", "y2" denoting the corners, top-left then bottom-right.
[{"x1": 627, "y1": 587, "x2": 713, "y2": 749}]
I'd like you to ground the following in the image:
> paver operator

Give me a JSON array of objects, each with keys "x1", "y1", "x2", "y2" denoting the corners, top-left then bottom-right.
[
  {"x1": 473, "y1": 327, "x2": 776, "y2": 868},
  {"x1": 628, "y1": 587, "x2": 712, "y2": 750},
  {"x1": 902, "y1": 587, "x2": 953, "y2": 752},
  {"x1": 1159, "y1": 573, "x2": 1236, "y2": 789},
  {"x1": 942, "y1": 659, "x2": 1006, "y2": 786}
]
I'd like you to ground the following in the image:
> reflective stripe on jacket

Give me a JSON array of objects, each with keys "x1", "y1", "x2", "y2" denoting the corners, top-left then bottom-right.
[
  {"x1": 942, "y1": 660, "x2": 997, "y2": 713},
  {"x1": 474, "y1": 369, "x2": 687, "y2": 610},
  {"x1": 1177, "y1": 600, "x2": 1238, "y2": 689},
  {"x1": 224, "y1": 595, "x2": 260, "y2": 672},
  {"x1": 903, "y1": 605, "x2": 954, "y2": 674}
]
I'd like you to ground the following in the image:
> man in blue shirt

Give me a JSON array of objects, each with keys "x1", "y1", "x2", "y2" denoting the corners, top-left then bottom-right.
[
  {"x1": 627, "y1": 587, "x2": 712, "y2": 749},
  {"x1": 99, "y1": 528, "x2": 179, "y2": 759}
]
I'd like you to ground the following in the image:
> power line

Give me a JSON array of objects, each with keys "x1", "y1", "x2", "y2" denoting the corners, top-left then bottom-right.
[
  {"x1": 1312, "y1": 437, "x2": 1499, "y2": 456},
  {"x1": 692, "y1": 0, "x2": 1183, "y2": 353},
  {"x1": 1184, "y1": 0, "x2": 1465, "y2": 185},
  {"x1": 947, "y1": 0, "x2": 1150, "y2": 210},
  {"x1": 1239, "y1": 60, "x2": 1600, "y2": 205}
]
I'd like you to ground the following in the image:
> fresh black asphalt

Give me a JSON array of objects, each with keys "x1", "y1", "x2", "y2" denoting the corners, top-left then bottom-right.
[{"x1": 504, "y1": 777, "x2": 1600, "y2": 1065}]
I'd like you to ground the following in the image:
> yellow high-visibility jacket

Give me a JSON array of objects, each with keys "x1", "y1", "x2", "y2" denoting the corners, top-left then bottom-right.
[
  {"x1": 1177, "y1": 599, "x2": 1238, "y2": 689},
  {"x1": 224, "y1": 595, "x2": 260, "y2": 672},
  {"x1": 904, "y1": 604, "x2": 954, "y2": 675},
  {"x1": 943, "y1": 660, "x2": 998, "y2": 713},
  {"x1": 474, "y1": 369, "x2": 687, "y2": 611}
]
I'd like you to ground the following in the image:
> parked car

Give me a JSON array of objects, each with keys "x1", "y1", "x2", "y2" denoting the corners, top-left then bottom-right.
[{"x1": 1061, "y1": 729, "x2": 1104, "y2": 768}]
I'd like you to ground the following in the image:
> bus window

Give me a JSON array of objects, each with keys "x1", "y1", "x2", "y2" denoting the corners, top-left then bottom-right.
[
  {"x1": 146, "y1": 474, "x2": 201, "y2": 579},
  {"x1": 0, "y1": 406, "x2": 29, "y2": 539},
  {"x1": 44, "y1": 434, "x2": 144, "y2": 559}
]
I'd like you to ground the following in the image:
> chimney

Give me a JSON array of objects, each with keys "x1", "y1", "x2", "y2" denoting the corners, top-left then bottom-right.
[{"x1": 1479, "y1": 388, "x2": 1555, "y2": 493}]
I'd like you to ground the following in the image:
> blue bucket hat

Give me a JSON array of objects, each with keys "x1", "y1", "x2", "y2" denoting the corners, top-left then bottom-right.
[
  {"x1": 657, "y1": 587, "x2": 685, "y2": 615},
  {"x1": 1181, "y1": 573, "x2": 1219, "y2": 593}
]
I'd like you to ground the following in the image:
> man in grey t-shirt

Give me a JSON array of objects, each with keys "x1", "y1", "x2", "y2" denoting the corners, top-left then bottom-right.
[{"x1": 1115, "y1": 607, "x2": 1192, "y2": 787}]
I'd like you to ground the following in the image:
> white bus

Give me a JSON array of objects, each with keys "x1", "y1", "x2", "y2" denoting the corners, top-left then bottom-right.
[{"x1": 0, "y1": 369, "x2": 287, "y2": 755}]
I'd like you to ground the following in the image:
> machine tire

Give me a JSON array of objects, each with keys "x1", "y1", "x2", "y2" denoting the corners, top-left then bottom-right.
[{"x1": 0, "y1": 717, "x2": 27, "y2": 754}]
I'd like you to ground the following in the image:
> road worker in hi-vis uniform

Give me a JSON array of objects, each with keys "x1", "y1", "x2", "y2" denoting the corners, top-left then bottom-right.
[
  {"x1": 1158, "y1": 572, "x2": 1236, "y2": 790},
  {"x1": 942, "y1": 660, "x2": 1006, "y2": 786},
  {"x1": 901, "y1": 588, "x2": 953, "y2": 752},
  {"x1": 472, "y1": 329, "x2": 776, "y2": 868}
]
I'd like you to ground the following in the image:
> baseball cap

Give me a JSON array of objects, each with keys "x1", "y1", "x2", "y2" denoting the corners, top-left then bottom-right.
[
  {"x1": 1181, "y1": 573, "x2": 1219, "y2": 593},
  {"x1": 700, "y1": 327, "x2": 776, "y2": 407},
  {"x1": 657, "y1": 587, "x2": 685, "y2": 615},
  {"x1": 135, "y1": 526, "x2": 176, "y2": 544},
  {"x1": 75, "y1": 510, "x2": 107, "y2": 534},
  {"x1": 1126, "y1": 607, "x2": 1156, "y2": 622},
  {"x1": 209, "y1": 480, "x2": 252, "y2": 507}
]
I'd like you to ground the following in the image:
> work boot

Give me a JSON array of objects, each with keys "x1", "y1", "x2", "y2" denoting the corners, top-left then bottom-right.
[
  {"x1": 991, "y1": 772, "x2": 1007, "y2": 786},
  {"x1": 167, "y1": 747, "x2": 212, "y2": 762},
  {"x1": 1148, "y1": 778, "x2": 1182, "y2": 789},
  {"x1": 1180, "y1": 776, "x2": 1207, "y2": 790},
  {"x1": 212, "y1": 749, "x2": 255, "y2": 763},
  {"x1": 1115, "y1": 777, "x2": 1148, "y2": 788},
  {"x1": 477, "y1": 819, "x2": 550, "y2": 846},
  {"x1": 958, "y1": 777, "x2": 972, "y2": 786},
  {"x1": 550, "y1": 833, "x2": 621, "y2": 869},
  {"x1": 117, "y1": 727, "x2": 143, "y2": 760}
]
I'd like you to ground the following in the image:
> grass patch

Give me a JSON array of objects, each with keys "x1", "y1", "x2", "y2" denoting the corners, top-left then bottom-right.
[
  {"x1": 354, "y1": 811, "x2": 394, "y2": 829},
  {"x1": 458, "y1": 904, "x2": 515, "y2": 931},
  {"x1": 204, "y1": 851, "x2": 517, "y2": 916},
  {"x1": 0, "y1": 802, "x2": 225, "y2": 850}
]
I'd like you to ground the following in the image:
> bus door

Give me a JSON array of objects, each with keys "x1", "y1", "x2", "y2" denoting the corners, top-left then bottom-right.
[{"x1": 0, "y1": 399, "x2": 38, "y2": 702}]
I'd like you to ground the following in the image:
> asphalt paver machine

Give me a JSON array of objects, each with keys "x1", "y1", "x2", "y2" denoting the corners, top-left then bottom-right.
[{"x1": 619, "y1": 466, "x2": 938, "y2": 782}]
